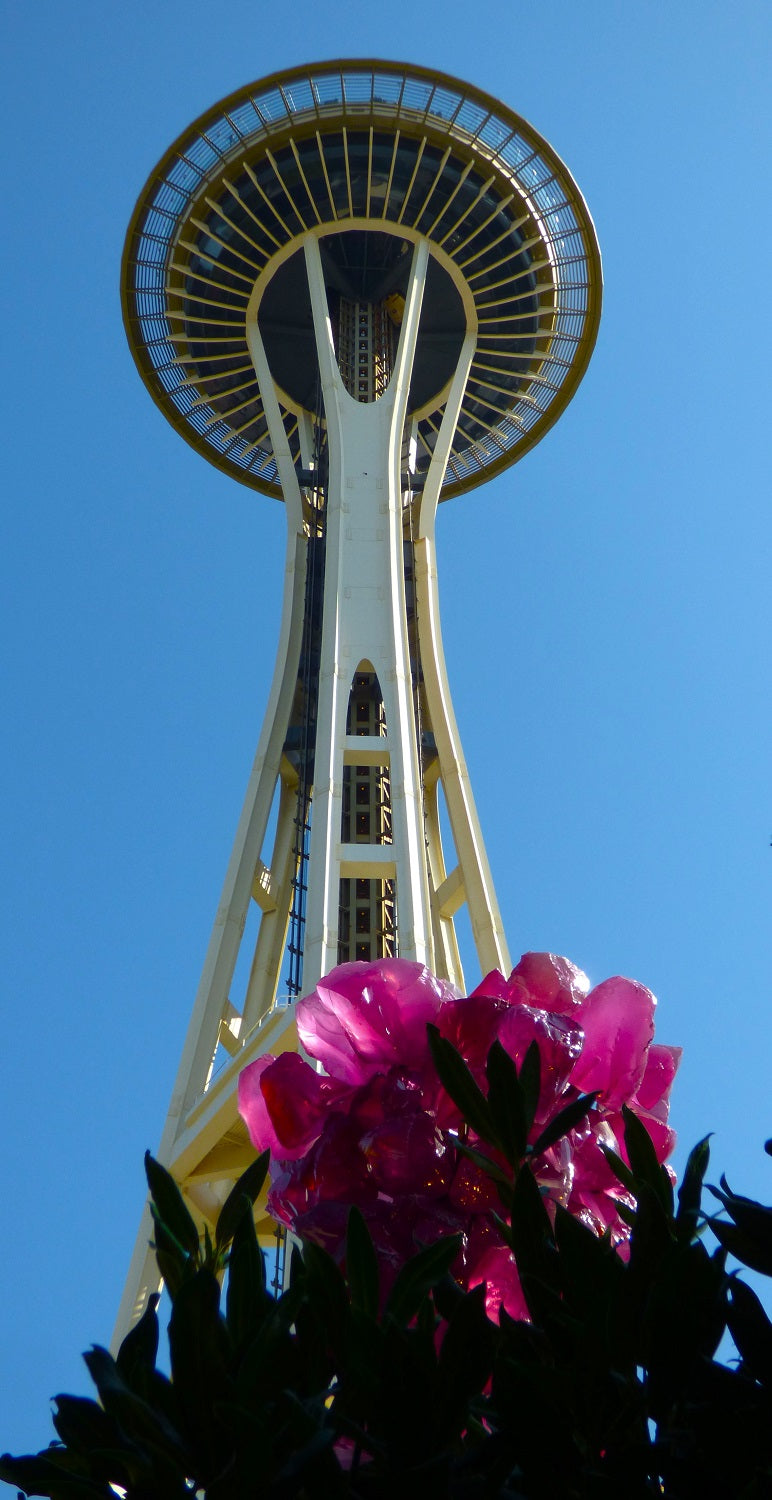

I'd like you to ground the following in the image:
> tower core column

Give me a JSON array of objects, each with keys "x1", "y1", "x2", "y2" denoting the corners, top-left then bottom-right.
[{"x1": 301, "y1": 234, "x2": 433, "y2": 985}]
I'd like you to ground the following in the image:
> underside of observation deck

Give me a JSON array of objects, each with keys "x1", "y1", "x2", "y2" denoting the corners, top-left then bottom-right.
[{"x1": 123, "y1": 60, "x2": 601, "y2": 502}]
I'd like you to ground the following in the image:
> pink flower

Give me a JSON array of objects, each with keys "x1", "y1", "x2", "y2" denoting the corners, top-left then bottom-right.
[
  {"x1": 238, "y1": 954, "x2": 679, "y2": 1320},
  {"x1": 297, "y1": 958, "x2": 453, "y2": 1084}
]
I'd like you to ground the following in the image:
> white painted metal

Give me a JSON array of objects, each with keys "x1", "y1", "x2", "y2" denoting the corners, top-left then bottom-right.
[
  {"x1": 302, "y1": 235, "x2": 432, "y2": 985},
  {"x1": 112, "y1": 389, "x2": 308, "y2": 1341}
]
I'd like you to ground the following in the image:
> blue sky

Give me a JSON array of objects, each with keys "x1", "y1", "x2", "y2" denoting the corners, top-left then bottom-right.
[{"x1": 2, "y1": 0, "x2": 771, "y2": 1462}]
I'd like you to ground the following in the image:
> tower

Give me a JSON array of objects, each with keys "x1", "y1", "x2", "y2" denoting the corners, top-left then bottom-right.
[{"x1": 117, "y1": 59, "x2": 601, "y2": 1334}]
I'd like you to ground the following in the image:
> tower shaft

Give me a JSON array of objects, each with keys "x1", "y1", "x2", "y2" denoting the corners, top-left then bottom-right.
[
  {"x1": 117, "y1": 59, "x2": 601, "y2": 1342},
  {"x1": 114, "y1": 233, "x2": 509, "y2": 1339}
]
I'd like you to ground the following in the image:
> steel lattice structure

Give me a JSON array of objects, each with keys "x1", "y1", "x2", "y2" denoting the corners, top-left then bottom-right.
[{"x1": 117, "y1": 60, "x2": 601, "y2": 1340}]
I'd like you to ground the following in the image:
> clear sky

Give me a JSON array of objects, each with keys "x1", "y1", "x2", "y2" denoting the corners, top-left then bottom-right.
[{"x1": 2, "y1": 0, "x2": 771, "y2": 1463}]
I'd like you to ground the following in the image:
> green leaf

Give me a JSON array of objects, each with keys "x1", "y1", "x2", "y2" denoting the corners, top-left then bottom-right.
[
  {"x1": 485, "y1": 1039, "x2": 527, "y2": 1164},
  {"x1": 273, "y1": 1393, "x2": 338, "y2": 1488},
  {"x1": 628, "y1": 1180, "x2": 673, "y2": 1273},
  {"x1": 614, "y1": 1199, "x2": 638, "y2": 1229},
  {"x1": 341, "y1": 1302, "x2": 386, "y2": 1416},
  {"x1": 346, "y1": 1206, "x2": 380, "y2": 1318},
  {"x1": 116, "y1": 1292, "x2": 160, "y2": 1389},
  {"x1": 50, "y1": 1393, "x2": 123, "y2": 1456},
  {"x1": 727, "y1": 1277, "x2": 772, "y2": 1382},
  {"x1": 675, "y1": 1135, "x2": 711, "y2": 1243},
  {"x1": 301, "y1": 1240, "x2": 350, "y2": 1344},
  {"x1": 215, "y1": 1150, "x2": 270, "y2": 1252},
  {"x1": 437, "y1": 1283, "x2": 496, "y2": 1420},
  {"x1": 600, "y1": 1143, "x2": 636, "y2": 1195},
  {"x1": 234, "y1": 1298, "x2": 298, "y2": 1409},
  {"x1": 519, "y1": 1040, "x2": 542, "y2": 1137},
  {"x1": 622, "y1": 1105, "x2": 674, "y2": 1218},
  {"x1": 81, "y1": 1344, "x2": 126, "y2": 1407},
  {"x1": 426, "y1": 1024, "x2": 500, "y2": 1149},
  {"x1": 636, "y1": 1234, "x2": 728, "y2": 1386},
  {"x1": 506, "y1": 1162, "x2": 560, "y2": 1321},
  {"x1": 705, "y1": 1215, "x2": 772, "y2": 1277},
  {"x1": 385, "y1": 1233, "x2": 462, "y2": 1327},
  {"x1": 709, "y1": 1176, "x2": 772, "y2": 1247},
  {"x1": 144, "y1": 1152, "x2": 200, "y2": 1260},
  {"x1": 530, "y1": 1091, "x2": 598, "y2": 1158},
  {"x1": 554, "y1": 1204, "x2": 624, "y2": 1326},
  {"x1": 226, "y1": 1199, "x2": 268, "y2": 1347},
  {"x1": 288, "y1": 1238, "x2": 305, "y2": 1286},
  {"x1": 83, "y1": 1346, "x2": 191, "y2": 1471},
  {"x1": 150, "y1": 1218, "x2": 190, "y2": 1298},
  {"x1": 167, "y1": 1270, "x2": 232, "y2": 1473},
  {"x1": 0, "y1": 1452, "x2": 109, "y2": 1498},
  {"x1": 452, "y1": 1138, "x2": 513, "y2": 1189}
]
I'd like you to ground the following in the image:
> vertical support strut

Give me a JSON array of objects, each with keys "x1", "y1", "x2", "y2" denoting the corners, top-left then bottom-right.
[{"x1": 113, "y1": 385, "x2": 310, "y2": 1338}]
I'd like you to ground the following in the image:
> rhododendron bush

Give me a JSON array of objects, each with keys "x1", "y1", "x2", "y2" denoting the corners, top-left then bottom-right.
[
  {"x1": 10, "y1": 957, "x2": 772, "y2": 1497},
  {"x1": 238, "y1": 952, "x2": 680, "y2": 1320}
]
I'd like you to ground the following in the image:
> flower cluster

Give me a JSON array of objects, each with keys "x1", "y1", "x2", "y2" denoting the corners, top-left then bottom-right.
[{"x1": 238, "y1": 954, "x2": 680, "y2": 1321}]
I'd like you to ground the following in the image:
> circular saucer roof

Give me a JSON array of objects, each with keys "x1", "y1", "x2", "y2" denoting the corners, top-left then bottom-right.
[{"x1": 123, "y1": 60, "x2": 601, "y2": 501}]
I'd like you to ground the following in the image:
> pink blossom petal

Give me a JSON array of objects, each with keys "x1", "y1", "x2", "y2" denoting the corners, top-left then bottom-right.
[
  {"x1": 361, "y1": 1114, "x2": 452, "y2": 1196},
  {"x1": 531, "y1": 1136, "x2": 574, "y2": 1207},
  {"x1": 297, "y1": 958, "x2": 452, "y2": 1083},
  {"x1": 438, "y1": 993, "x2": 509, "y2": 1066},
  {"x1": 309, "y1": 1114, "x2": 375, "y2": 1202},
  {"x1": 422, "y1": 994, "x2": 508, "y2": 1128},
  {"x1": 410, "y1": 1201, "x2": 468, "y2": 1260},
  {"x1": 334, "y1": 1436, "x2": 370, "y2": 1471},
  {"x1": 634, "y1": 1044, "x2": 682, "y2": 1115},
  {"x1": 291, "y1": 1200, "x2": 352, "y2": 1259},
  {"x1": 268, "y1": 1113, "x2": 376, "y2": 1225},
  {"x1": 237, "y1": 1051, "x2": 350, "y2": 1162},
  {"x1": 567, "y1": 1188, "x2": 633, "y2": 1250},
  {"x1": 237, "y1": 1055, "x2": 277, "y2": 1153},
  {"x1": 570, "y1": 1119, "x2": 624, "y2": 1195},
  {"x1": 505, "y1": 952, "x2": 590, "y2": 1016},
  {"x1": 347, "y1": 1067, "x2": 424, "y2": 1131},
  {"x1": 570, "y1": 975, "x2": 656, "y2": 1109},
  {"x1": 469, "y1": 969, "x2": 511, "y2": 1002},
  {"x1": 449, "y1": 1155, "x2": 501, "y2": 1215},
  {"x1": 463, "y1": 1222, "x2": 530, "y2": 1322},
  {"x1": 497, "y1": 1004, "x2": 584, "y2": 1120},
  {"x1": 635, "y1": 1112, "x2": 677, "y2": 1163},
  {"x1": 355, "y1": 1199, "x2": 467, "y2": 1298},
  {"x1": 296, "y1": 985, "x2": 385, "y2": 1084},
  {"x1": 258, "y1": 1052, "x2": 352, "y2": 1159},
  {"x1": 608, "y1": 1107, "x2": 677, "y2": 1166}
]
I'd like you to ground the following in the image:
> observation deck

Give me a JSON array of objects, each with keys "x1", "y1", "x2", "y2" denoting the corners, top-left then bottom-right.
[{"x1": 123, "y1": 60, "x2": 601, "y2": 501}]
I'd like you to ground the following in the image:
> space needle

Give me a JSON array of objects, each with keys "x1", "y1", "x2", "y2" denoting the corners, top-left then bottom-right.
[{"x1": 117, "y1": 59, "x2": 601, "y2": 1333}]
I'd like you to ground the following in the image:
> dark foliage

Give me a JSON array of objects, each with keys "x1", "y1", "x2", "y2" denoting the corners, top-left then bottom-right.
[{"x1": 3, "y1": 1037, "x2": 772, "y2": 1498}]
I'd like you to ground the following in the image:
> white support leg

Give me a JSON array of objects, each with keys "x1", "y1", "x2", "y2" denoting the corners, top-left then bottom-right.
[{"x1": 113, "y1": 342, "x2": 311, "y2": 1345}]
